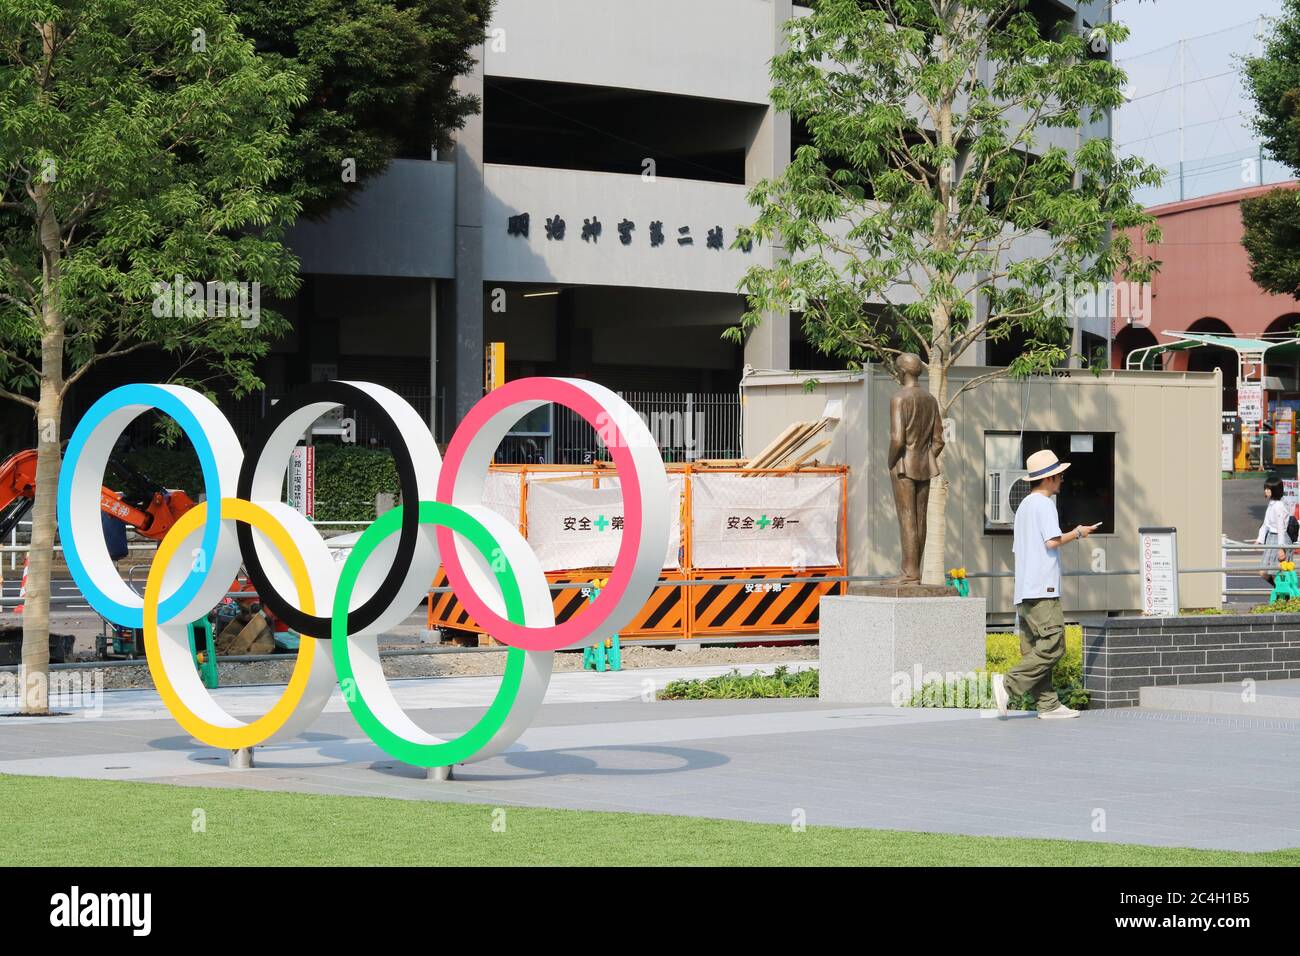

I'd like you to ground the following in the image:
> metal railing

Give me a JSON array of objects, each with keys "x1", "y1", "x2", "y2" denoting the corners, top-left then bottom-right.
[
  {"x1": 1220, "y1": 540, "x2": 1297, "y2": 603},
  {"x1": 0, "y1": 566, "x2": 1278, "y2": 608},
  {"x1": 1, "y1": 525, "x2": 1285, "y2": 611},
  {"x1": 497, "y1": 390, "x2": 743, "y2": 465}
]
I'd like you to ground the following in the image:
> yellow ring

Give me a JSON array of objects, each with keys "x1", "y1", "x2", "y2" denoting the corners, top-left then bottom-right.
[{"x1": 144, "y1": 498, "x2": 318, "y2": 749}]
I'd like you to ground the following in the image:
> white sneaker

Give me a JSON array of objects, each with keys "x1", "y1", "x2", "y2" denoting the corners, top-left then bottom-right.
[
  {"x1": 991, "y1": 673, "x2": 1009, "y2": 717},
  {"x1": 1038, "y1": 705, "x2": 1080, "y2": 720}
]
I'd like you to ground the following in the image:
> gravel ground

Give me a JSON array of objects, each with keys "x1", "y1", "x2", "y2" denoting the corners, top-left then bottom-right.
[{"x1": 17, "y1": 641, "x2": 819, "y2": 692}]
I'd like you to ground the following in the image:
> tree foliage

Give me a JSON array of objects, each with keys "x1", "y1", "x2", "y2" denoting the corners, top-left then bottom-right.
[
  {"x1": 729, "y1": 0, "x2": 1163, "y2": 582},
  {"x1": 0, "y1": 0, "x2": 311, "y2": 713},
  {"x1": 0, "y1": 0, "x2": 304, "y2": 404},
  {"x1": 227, "y1": 0, "x2": 493, "y2": 219},
  {"x1": 1242, "y1": 0, "x2": 1300, "y2": 299},
  {"x1": 1245, "y1": 0, "x2": 1300, "y2": 172},
  {"x1": 730, "y1": 0, "x2": 1162, "y2": 391},
  {"x1": 1241, "y1": 187, "x2": 1300, "y2": 298}
]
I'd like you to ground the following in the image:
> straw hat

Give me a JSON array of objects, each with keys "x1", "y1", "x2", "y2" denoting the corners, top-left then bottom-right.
[{"x1": 1025, "y1": 449, "x2": 1070, "y2": 481}]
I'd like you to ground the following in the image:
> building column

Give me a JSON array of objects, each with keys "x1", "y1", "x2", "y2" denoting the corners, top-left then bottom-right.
[
  {"x1": 445, "y1": 45, "x2": 486, "y2": 429},
  {"x1": 428, "y1": 278, "x2": 440, "y2": 438},
  {"x1": 743, "y1": 0, "x2": 793, "y2": 373}
]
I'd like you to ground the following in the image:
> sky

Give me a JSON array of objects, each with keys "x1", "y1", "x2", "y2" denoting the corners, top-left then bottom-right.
[{"x1": 1112, "y1": 0, "x2": 1290, "y2": 202}]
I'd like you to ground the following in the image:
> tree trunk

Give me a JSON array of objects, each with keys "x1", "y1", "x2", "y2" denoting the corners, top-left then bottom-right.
[
  {"x1": 922, "y1": 362, "x2": 949, "y2": 586},
  {"x1": 22, "y1": 147, "x2": 64, "y2": 714},
  {"x1": 922, "y1": 26, "x2": 957, "y2": 589},
  {"x1": 22, "y1": 380, "x2": 61, "y2": 714}
]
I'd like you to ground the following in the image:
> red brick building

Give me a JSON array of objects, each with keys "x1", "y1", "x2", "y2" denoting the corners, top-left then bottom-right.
[{"x1": 1112, "y1": 182, "x2": 1300, "y2": 409}]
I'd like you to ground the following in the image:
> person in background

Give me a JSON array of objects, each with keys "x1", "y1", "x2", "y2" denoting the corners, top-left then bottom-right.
[
  {"x1": 102, "y1": 513, "x2": 129, "y2": 562},
  {"x1": 1256, "y1": 476, "x2": 1293, "y2": 585}
]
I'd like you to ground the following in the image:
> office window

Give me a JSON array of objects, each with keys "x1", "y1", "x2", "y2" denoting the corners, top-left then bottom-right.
[{"x1": 984, "y1": 431, "x2": 1115, "y2": 534}]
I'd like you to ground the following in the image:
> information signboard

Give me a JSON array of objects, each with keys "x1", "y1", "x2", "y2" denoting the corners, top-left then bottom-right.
[
  {"x1": 1238, "y1": 385, "x2": 1264, "y2": 424},
  {"x1": 1274, "y1": 409, "x2": 1295, "y2": 464},
  {"x1": 1139, "y1": 526, "x2": 1179, "y2": 617},
  {"x1": 288, "y1": 445, "x2": 315, "y2": 519}
]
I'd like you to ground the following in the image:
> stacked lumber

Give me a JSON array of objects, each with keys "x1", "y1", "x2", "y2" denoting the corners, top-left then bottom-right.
[{"x1": 742, "y1": 417, "x2": 836, "y2": 470}]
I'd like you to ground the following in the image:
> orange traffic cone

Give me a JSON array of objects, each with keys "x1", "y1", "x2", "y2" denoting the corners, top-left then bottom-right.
[{"x1": 14, "y1": 555, "x2": 28, "y2": 615}]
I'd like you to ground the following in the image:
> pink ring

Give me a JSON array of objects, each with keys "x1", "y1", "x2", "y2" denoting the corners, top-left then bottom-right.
[{"x1": 435, "y1": 378, "x2": 648, "y2": 651}]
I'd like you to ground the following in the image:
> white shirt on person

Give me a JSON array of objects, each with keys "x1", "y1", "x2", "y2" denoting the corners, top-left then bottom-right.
[
  {"x1": 1013, "y1": 491, "x2": 1063, "y2": 605},
  {"x1": 1257, "y1": 499, "x2": 1292, "y2": 544}
]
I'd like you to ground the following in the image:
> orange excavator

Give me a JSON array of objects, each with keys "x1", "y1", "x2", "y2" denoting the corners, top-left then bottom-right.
[
  {"x1": 2, "y1": 447, "x2": 284, "y2": 668},
  {"x1": 0, "y1": 448, "x2": 196, "y2": 543},
  {"x1": 2, "y1": 446, "x2": 202, "y2": 662}
]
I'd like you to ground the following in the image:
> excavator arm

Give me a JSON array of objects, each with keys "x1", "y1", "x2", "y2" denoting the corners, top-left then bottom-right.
[{"x1": 0, "y1": 449, "x2": 195, "y2": 541}]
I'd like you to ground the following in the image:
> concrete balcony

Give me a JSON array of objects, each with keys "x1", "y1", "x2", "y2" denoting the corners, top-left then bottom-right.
[
  {"x1": 486, "y1": 0, "x2": 777, "y2": 105},
  {"x1": 483, "y1": 164, "x2": 761, "y2": 294},
  {"x1": 286, "y1": 160, "x2": 455, "y2": 278}
]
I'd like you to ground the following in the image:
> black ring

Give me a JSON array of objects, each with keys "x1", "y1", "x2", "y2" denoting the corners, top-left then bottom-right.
[{"x1": 236, "y1": 381, "x2": 420, "y2": 639}]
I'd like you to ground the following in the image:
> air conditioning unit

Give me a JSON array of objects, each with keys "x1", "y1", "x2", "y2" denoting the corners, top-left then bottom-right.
[{"x1": 986, "y1": 469, "x2": 1031, "y2": 527}]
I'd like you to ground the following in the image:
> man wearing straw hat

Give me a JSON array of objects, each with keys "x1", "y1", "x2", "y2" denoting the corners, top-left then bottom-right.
[{"x1": 992, "y1": 449, "x2": 1098, "y2": 720}]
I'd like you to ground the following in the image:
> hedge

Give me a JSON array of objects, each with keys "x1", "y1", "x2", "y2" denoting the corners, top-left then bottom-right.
[
  {"x1": 110, "y1": 442, "x2": 402, "y2": 522},
  {"x1": 653, "y1": 630, "x2": 1087, "y2": 709},
  {"x1": 909, "y1": 627, "x2": 1087, "y2": 710}
]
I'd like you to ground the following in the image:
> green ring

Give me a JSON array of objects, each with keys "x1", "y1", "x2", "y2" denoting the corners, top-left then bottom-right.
[{"x1": 331, "y1": 500, "x2": 527, "y2": 766}]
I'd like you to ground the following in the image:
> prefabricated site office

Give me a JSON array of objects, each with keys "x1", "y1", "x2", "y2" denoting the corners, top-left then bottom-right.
[{"x1": 741, "y1": 365, "x2": 1224, "y2": 621}]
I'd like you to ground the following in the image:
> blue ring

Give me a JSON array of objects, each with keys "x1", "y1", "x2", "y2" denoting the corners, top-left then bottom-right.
[{"x1": 58, "y1": 385, "x2": 225, "y2": 627}]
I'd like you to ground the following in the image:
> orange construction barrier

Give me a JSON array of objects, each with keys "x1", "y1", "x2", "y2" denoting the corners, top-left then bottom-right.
[{"x1": 429, "y1": 463, "x2": 848, "y2": 644}]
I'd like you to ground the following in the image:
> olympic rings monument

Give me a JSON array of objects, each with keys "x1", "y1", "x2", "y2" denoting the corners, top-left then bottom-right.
[{"x1": 57, "y1": 378, "x2": 670, "y2": 778}]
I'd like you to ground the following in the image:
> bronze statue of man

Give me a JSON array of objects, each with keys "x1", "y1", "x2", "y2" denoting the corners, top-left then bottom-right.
[{"x1": 885, "y1": 353, "x2": 944, "y2": 585}]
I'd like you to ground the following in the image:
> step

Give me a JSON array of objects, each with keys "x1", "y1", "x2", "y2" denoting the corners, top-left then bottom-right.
[{"x1": 1140, "y1": 679, "x2": 1300, "y2": 719}]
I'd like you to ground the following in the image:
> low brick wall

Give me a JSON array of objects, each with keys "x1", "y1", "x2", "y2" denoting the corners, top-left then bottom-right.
[{"x1": 1083, "y1": 613, "x2": 1300, "y2": 709}]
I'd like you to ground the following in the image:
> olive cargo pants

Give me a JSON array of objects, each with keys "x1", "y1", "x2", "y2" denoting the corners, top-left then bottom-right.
[{"x1": 1005, "y1": 597, "x2": 1066, "y2": 713}]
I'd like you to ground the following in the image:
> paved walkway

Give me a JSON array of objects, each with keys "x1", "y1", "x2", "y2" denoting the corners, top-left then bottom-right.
[{"x1": 2, "y1": 661, "x2": 1298, "y2": 852}]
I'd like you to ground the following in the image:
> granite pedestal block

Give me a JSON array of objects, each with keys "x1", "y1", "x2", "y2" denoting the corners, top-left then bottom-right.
[{"x1": 819, "y1": 594, "x2": 986, "y2": 704}]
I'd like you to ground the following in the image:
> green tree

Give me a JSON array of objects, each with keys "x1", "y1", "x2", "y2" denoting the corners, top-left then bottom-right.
[
  {"x1": 0, "y1": 0, "x2": 305, "y2": 713},
  {"x1": 729, "y1": 0, "x2": 1162, "y2": 584},
  {"x1": 1242, "y1": 0, "x2": 1300, "y2": 298},
  {"x1": 227, "y1": 0, "x2": 493, "y2": 219}
]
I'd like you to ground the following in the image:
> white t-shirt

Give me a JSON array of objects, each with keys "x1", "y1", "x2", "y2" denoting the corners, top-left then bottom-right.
[{"x1": 1013, "y1": 492, "x2": 1063, "y2": 604}]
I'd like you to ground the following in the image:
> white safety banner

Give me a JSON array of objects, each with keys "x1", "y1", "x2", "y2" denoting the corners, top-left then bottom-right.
[
  {"x1": 525, "y1": 475, "x2": 682, "y2": 571},
  {"x1": 691, "y1": 473, "x2": 840, "y2": 569},
  {"x1": 483, "y1": 471, "x2": 522, "y2": 528}
]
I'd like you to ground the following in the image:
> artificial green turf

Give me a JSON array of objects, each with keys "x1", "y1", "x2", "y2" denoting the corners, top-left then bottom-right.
[{"x1": 2, "y1": 774, "x2": 1297, "y2": 866}]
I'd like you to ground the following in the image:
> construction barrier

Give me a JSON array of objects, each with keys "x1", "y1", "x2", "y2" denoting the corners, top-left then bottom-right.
[
  {"x1": 429, "y1": 463, "x2": 848, "y2": 643},
  {"x1": 688, "y1": 569, "x2": 843, "y2": 637}
]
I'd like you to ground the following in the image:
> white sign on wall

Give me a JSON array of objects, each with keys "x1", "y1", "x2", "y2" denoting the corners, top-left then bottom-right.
[
  {"x1": 1238, "y1": 385, "x2": 1264, "y2": 424},
  {"x1": 288, "y1": 445, "x2": 315, "y2": 519},
  {"x1": 1138, "y1": 526, "x2": 1179, "y2": 617},
  {"x1": 1275, "y1": 414, "x2": 1295, "y2": 463},
  {"x1": 1221, "y1": 433, "x2": 1235, "y2": 471}
]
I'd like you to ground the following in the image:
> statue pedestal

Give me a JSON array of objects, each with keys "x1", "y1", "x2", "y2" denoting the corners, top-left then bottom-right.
[
  {"x1": 849, "y1": 583, "x2": 952, "y2": 599},
  {"x1": 818, "y1": 594, "x2": 986, "y2": 705}
]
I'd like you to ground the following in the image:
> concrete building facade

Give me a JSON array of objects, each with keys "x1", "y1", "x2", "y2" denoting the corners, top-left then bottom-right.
[{"x1": 279, "y1": 0, "x2": 1113, "y2": 445}]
